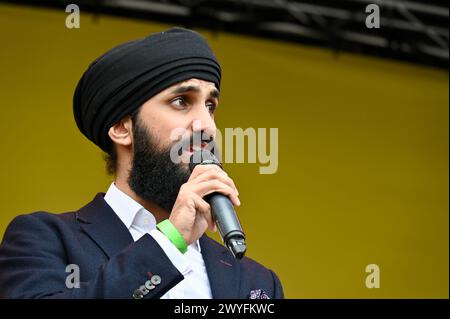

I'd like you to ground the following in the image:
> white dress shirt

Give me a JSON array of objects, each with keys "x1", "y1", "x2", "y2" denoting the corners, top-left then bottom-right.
[{"x1": 103, "y1": 182, "x2": 213, "y2": 299}]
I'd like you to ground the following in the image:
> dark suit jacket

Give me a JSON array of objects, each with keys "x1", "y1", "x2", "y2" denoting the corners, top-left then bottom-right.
[{"x1": 0, "y1": 193, "x2": 284, "y2": 299}]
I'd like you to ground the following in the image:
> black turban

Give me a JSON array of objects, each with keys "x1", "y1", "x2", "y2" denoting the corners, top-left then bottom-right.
[{"x1": 73, "y1": 27, "x2": 222, "y2": 153}]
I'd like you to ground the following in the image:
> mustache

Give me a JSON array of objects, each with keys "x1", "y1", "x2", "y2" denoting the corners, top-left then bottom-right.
[
  {"x1": 173, "y1": 131, "x2": 215, "y2": 154},
  {"x1": 183, "y1": 131, "x2": 214, "y2": 145}
]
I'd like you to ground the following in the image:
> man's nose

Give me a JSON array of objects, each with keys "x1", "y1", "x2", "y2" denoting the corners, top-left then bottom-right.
[{"x1": 190, "y1": 105, "x2": 216, "y2": 139}]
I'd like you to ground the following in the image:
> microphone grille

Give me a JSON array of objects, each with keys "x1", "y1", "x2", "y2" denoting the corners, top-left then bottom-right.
[{"x1": 189, "y1": 150, "x2": 221, "y2": 172}]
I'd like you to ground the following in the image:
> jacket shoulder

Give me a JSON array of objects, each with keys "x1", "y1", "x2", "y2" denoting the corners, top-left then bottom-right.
[{"x1": 2, "y1": 211, "x2": 77, "y2": 239}]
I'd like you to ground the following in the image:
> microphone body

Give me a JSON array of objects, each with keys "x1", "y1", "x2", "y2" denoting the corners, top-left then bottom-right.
[{"x1": 189, "y1": 150, "x2": 247, "y2": 259}]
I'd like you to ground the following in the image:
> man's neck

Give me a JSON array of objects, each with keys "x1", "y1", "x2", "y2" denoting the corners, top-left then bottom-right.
[{"x1": 113, "y1": 178, "x2": 170, "y2": 224}]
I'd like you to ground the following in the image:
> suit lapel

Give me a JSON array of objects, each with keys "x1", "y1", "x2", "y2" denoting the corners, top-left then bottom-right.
[
  {"x1": 200, "y1": 234, "x2": 241, "y2": 299},
  {"x1": 75, "y1": 192, "x2": 134, "y2": 259}
]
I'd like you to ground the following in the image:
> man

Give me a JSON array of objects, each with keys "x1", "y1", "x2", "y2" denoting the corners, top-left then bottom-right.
[{"x1": 0, "y1": 27, "x2": 283, "y2": 299}]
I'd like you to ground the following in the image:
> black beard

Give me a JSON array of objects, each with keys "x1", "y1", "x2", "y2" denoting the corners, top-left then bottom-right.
[{"x1": 127, "y1": 118, "x2": 191, "y2": 213}]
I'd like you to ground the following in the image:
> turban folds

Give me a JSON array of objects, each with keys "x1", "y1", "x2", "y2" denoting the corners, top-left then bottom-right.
[{"x1": 73, "y1": 27, "x2": 222, "y2": 153}]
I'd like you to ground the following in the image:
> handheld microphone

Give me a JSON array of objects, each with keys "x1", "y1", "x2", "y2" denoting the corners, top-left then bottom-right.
[{"x1": 189, "y1": 150, "x2": 247, "y2": 259}]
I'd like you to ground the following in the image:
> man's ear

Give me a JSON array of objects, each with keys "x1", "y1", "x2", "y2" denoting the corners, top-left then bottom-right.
[{"x1": 108, "y1": 116, "x2": 133, "y2": 147}]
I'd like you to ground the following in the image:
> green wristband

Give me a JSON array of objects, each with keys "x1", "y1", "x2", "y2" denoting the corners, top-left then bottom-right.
[{"x1": 156, "y1": 219, "x2": 188, "y2": 254}]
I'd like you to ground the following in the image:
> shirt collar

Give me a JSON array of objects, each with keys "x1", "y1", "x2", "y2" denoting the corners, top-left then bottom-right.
[
  {"x1": 104, "y1": 182, "x2": 143, "y2": 230},
  {"x1": 104, "y1": 182, "x2": 201, "y2": 252}
]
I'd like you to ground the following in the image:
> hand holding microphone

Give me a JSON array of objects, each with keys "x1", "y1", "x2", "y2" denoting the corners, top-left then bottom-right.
[{"x1": 168, "y1": 150, "x2": 247, "y2": 259}]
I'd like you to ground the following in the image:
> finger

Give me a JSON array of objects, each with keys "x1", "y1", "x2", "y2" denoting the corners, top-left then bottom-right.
[
  {"x1": 192, "y1": 180, "x2": 241, "y2": 207},
  {"x1": 192, "y1": 194, "x2": 215, "y2": 231},
  {"x1": 191, "y1": 168, "x2": 239, "y2": 196},
  {"x1": 189, "y1": 164, "x2": 224, "y2": 181}
]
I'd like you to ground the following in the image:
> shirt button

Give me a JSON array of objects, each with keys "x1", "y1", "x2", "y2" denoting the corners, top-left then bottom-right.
[
  {"x1": 133, "y1": 289, "x2": 144, "y2": 299},
  {"x1": 151, "y1": 275, "x2": 161, "y2": 285}
]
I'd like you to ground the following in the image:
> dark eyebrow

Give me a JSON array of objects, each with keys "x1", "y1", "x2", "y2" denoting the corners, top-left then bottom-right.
[
  {"x1": 170, "y1": 85, "x2": 220, "y2": 100},
  {"x1": 209, "y1": 88, "x2": 220, "y2": 100}
]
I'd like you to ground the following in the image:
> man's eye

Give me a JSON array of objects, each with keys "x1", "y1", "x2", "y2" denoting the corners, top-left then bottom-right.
[
  {"x1": 206, "y1": 102, "x2": 217, "y2": 113},
  {"x1": 171, "y1": 97, "x2": 187, "y2": 108}
]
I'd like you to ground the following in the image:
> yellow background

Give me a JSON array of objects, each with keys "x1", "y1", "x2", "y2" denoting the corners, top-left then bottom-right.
[{"x1": 0, "y1": 4, "x2": 448, "y2": 298}]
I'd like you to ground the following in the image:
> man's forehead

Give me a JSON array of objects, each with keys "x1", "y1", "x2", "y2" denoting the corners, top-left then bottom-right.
[
  {"x1": 168, "y1": 78, "x2": 220, "y2": 97},
  {"x1": 173, "y1": 78, "x2": 216, "y2": 89}
]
